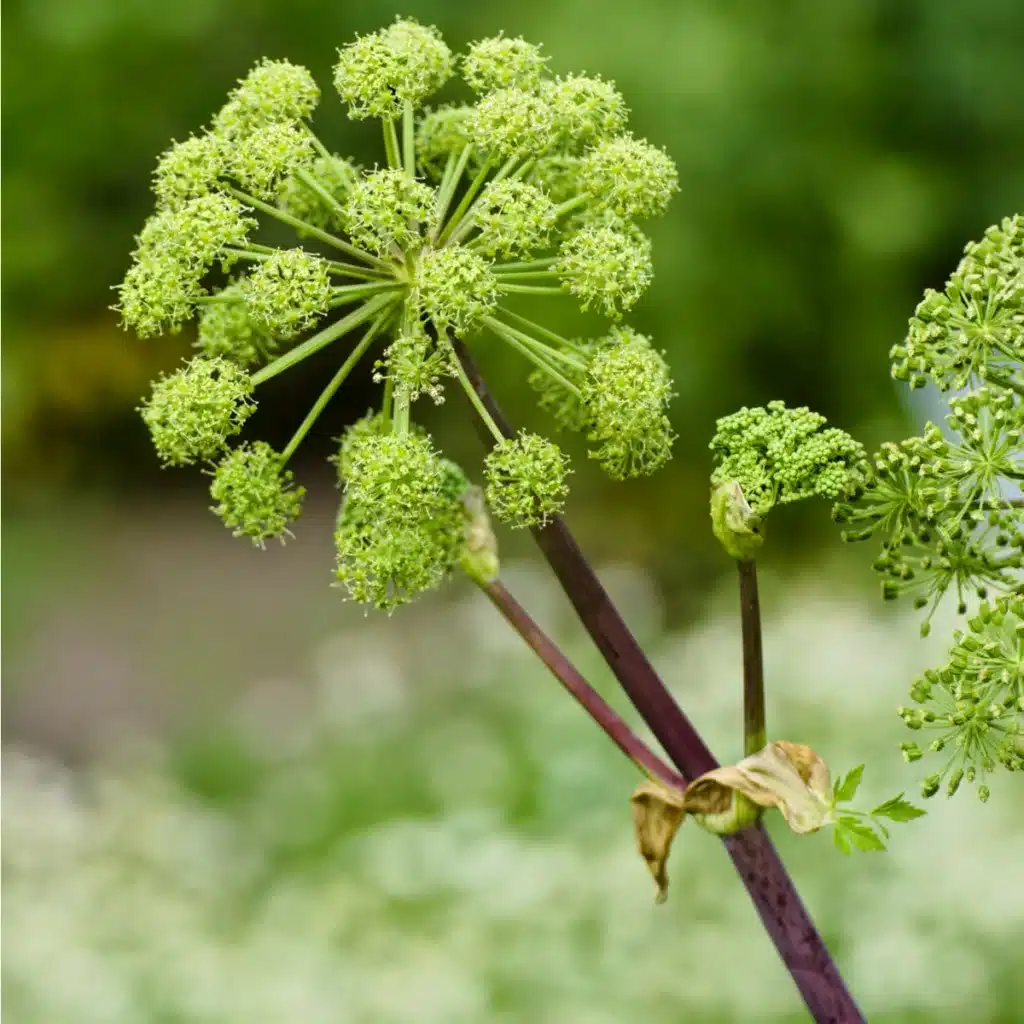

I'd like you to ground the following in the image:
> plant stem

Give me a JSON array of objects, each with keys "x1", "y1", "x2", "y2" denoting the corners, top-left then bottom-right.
[
  {"x1": 327, "y1": 282, "x2": 405, "y2": 309},
  {"x1": 737, "y1": 559, "x2": 766, "y2": 756},
  {"x1": 402, "y1": 101, "x2": 416, "y2": 178},
  {"x1": 450, "y1": 341, "x2": 506, "y2": 444},
  {"x1": 437, "y1": 157, "x2": 494, "y2": 245},
  {"x1": 383, "y1": 118, "x2": 401, "y2": 170},
  {"x1": 482, "y1": 317, "x2": 583, "y2": 394},
  {"x1": 482, "y1": 578, "x2": 684, "y2": 789},
  {"x1": 280, "y1": 304, "x2": 395, "y2": 463},
  {"x1": 498, "y1": 284, "x2": 565, "y2": 296},
  {"x1": 449, "y1": 337, "x2": 865, "y2": 1024},
  {"x1": 431, "y1": 145, "x2": 473, "y2": 241},
  {"x1": 251, "y1": 292, "x2": 396, "y2": 386}
]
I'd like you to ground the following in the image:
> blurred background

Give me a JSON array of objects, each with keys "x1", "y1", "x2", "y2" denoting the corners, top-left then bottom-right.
[{"x1": 3, "y1": 0, "x2": 1023, "y2": 1020}]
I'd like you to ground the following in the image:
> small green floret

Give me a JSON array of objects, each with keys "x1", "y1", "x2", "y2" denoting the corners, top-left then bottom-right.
[
  {"x1": 213, "y1": 58, "x2": 320, "y2": 136},
  {"x1": 555, "y1": 222, "x2": 653, "y2": 318},
  {"x1": 153, "y1": 134, "x2": 225, "y2": 208},
  {"x1": 471, "y1": 87, "x2": 557, "y2": 158},
  {"x1": 241, "y1": 248, "x2": 332, "y2": 340},
  {"x1": 139, "y1": 357, "x2": 255, "y2": 467},
  {"x1": 711, "y1": 401, "x2": 866, "y2": 516},
  {"x1": 116, "y1": 194, "x2": 257, "y2": 337},
  {"x1": 343, "y1": 169, "x2": 434, "y2": 255},
  {"x1": 375, "y1": 314, "x2": 452, "y2": 404},
  {"x1": 225, "y1": 122, "x2": 315, "y2": 201},
  {"x1": 484, "y1": 432, "x2": 571, "y2": 528},
  {"x1": 417, "y1": 246, "x2": 499, "y2": 336},
  {"x1": 334, "y1": 17, "x2": 453, "y2": 120},
  {"x1": 580, "y1": 135, "x2": 679, "y2": 220},
  {"x1": 416, "y1": 105, "x2": 477, "y2": 178},
  {"x1": 334, "y1": 431, "x2": 467, "y2": 611},
  {"x1": 210, "y1": 442, "x2": 305, "y2": 546},
  {"x1": 196, "y1": 286, "x2": 277, "y2": 367},
  {"x1": 540, "y1": 75, "x2": 628, "y2": 149},
  {"x1": 463, "y1": 36, "x2": 546, "y2": 93},
  {"x1": 581, "y1": 327, "x2": 675, "y2": 479},
  {"x1": 473, "y1": 180, "x2": 556, "y2": 258}
]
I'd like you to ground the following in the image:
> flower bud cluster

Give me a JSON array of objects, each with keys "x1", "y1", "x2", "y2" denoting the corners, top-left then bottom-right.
[
  {"x1": 898, "y1": 595, "x2": 1024, "y2": 800},
  {"x1": 333, "y1": 17, "x2": 453, "y2": 120},
  {"x1": 195, "y1": 285, "x2": 277, "y2": 367},
  {"x1": 892, "y1": 214, "x2": 1023, "y2": 393},
  {"x1": 126, "y1": 20, "x2": 683, "y2": 597},
  {"x1": 343, "y1": 168, "x2": 434, "y2": 254},
  {"x1": 209, "y1": 442, "x2": 306, "y2": 546},
  {"x1": 416, "y1": 246, "x2": 499, "y2": 337},
  {"x1": 462, "y1": 36, "x2": 546, "y2": 93},
  {"x1": 711, "y1": 401, "x2": 866, "y2": 516},
  {"x1": 484, "y1": 432, "x2": 571, "y2": 527},
  {"x1": 555, "y1": 222, "x2": 653, "y2": 318},
  {"x1": 240, "y1": 248, "x2": 333, "y2": 340},
  {"x1": 334, "y1": 430, "x2": 468, "y2": 610},
  {"x1": 139, "y1": 357, "x2": 256, "y2": 466}
]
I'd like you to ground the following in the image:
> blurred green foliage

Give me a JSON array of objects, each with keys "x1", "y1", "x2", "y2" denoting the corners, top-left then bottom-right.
[{"x1": 3, "y1": 0, "x2": 1023, "y2": 500}]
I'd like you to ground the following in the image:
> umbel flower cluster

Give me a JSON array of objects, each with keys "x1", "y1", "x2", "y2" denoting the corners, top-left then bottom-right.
[
  {"x1": 118, "y1": 19, "x2": 679, "y2": 610},
  {"x1": 834, "y1": 216, "x2": 1024, "y2": 801}
]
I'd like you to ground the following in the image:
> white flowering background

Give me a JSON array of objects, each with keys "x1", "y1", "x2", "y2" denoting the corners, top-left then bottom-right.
[{"x1": 4, "y1": 505, "x2": 1023, "y2": 1023}]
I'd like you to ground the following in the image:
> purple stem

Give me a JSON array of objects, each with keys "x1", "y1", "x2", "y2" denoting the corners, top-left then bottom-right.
[
  {"x1": 451, "y1": 338, "x2": 864, "y2": 1024},
  {"x1": 483, "y1": 578, "x2": 684, "y2": 789}
]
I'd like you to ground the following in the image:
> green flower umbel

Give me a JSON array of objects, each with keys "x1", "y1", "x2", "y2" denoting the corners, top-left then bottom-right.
[{"x1": 119, "y1": 20, "x2": 680, "y2": 608}]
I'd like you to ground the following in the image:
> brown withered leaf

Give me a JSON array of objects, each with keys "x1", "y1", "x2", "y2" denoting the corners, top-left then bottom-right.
[
  {"x1": 630, "y1": 741, "x2": 835, "y2": 902},
  {"x1": 630, "y1": 780, "x2": 686, "y2": 903}
]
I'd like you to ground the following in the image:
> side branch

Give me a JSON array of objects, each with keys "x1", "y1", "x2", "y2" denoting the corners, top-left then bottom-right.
[
  {"x1": 450, "y1": 337, "x2": 865, "y2": 1024},
  {"x1": 482, "y1": 579, "x2": 684, "y2": 789}
]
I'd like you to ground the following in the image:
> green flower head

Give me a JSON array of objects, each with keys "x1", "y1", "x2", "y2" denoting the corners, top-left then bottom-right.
[
  {"x1": 334, "y1": 431, "x2": 467, "y2": 611},
  {"x1": 711, "y1": 401, "x2": 866, "y2": 517},
  {"x1": 139, "y1": 357, "x2": 255, "y2": 467},
  {"x1": 125, "y1": 23, "x2": 682, "y2": 597},
  {"x1": 334, "y1": 17, "x2": 453, "y2": 120},
  {"x1": 241, "y1": 248, "x2": 333, "y2": 340},
  {"x1": 210, "y1": 442, "x2": 306, "y2": 547},
  {"x1": 485, "y1": 431, "x2": 572, "y2": 528}
]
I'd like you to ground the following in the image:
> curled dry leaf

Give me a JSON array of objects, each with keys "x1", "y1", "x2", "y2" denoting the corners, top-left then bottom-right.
[{"x1": 630, "y1": 741, "x2": 834, "y2": 902}]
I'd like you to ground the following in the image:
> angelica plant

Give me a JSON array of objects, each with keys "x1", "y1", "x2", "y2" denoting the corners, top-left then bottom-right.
[{"x1": 123, "y1": 19, "x2": 879, "y2": 1023}]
